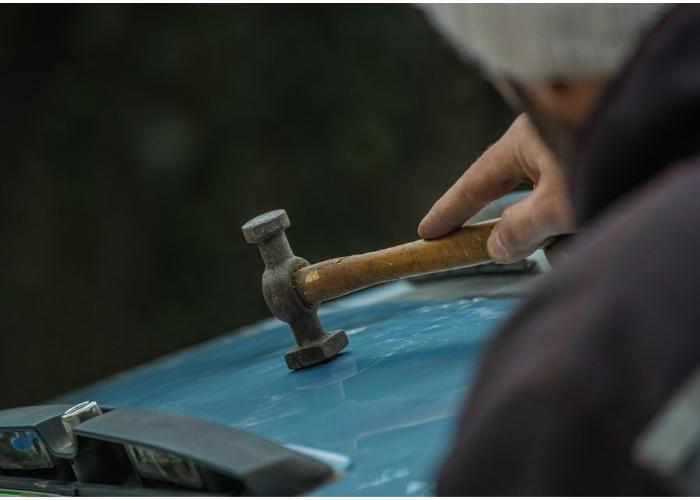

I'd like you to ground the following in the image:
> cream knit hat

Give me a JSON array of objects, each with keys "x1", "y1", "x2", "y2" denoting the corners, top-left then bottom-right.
[{"x1": 421, "y1": 4, "x2": 671, "y2": 80}]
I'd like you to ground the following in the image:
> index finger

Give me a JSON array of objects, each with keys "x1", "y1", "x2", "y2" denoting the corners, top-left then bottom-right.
[{"x1": 418, "y1": 127, "x2": 528, "y2": 239}]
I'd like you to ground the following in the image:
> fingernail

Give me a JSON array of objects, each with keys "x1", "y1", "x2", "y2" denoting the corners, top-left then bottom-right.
[{"x1": 488, "y1": 232, "x2": 507, "y2": 261}]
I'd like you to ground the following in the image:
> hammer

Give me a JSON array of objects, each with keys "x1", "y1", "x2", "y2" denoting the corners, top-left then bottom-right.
[{"x1": 242, "y1": 209, "x2": 496, "y2": 370}]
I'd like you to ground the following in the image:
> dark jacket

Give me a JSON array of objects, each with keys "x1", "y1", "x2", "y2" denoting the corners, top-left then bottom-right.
[{"x1": 437, "y1": 6, "x2": 700, "y2": 495}]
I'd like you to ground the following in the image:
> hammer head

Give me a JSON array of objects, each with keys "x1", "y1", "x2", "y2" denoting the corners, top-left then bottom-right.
[
  {"x1": 242, "y1": 209, "x2": 348, "y2": 370},
  {"x1": 241, "y1": 209, "x2": 290, "y2": 244},
  {"x1": 284, "y1": 329, "x2": 348, "y2": 371}
]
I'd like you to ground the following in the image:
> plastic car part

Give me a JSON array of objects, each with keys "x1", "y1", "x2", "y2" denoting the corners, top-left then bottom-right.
[{"x1": 0, "y1": 404, "x2": 334, "y2": 496}]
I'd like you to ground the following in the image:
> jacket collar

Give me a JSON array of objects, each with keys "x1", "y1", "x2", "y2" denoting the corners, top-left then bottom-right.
[{"x1": 572, "y1": 5, "x2": 700, "y2": 225}]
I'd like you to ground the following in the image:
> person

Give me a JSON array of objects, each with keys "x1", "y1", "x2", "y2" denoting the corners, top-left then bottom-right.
[{"x1": 419, "y1": 4, "x2": 700, "y2": 495}]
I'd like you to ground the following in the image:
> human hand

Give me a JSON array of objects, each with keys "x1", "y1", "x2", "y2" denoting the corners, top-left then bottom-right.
[{"x1": 418, "y1": 114, "x2": 575, "y2": 263}]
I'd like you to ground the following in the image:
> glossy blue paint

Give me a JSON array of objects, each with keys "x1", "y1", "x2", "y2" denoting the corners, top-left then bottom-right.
[{"x1": 55, "y1": 282, "x2": 518, "y2": 495}]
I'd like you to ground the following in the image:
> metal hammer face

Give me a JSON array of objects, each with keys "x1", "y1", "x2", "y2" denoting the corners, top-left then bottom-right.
[{"x1": 241, "y1": 209, "x2": 348, "y2": 370}]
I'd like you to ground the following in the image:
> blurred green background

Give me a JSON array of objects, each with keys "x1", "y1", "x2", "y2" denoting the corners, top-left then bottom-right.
[{"x1": 0, "y1": 4, "x2": 512, "y2": 408}]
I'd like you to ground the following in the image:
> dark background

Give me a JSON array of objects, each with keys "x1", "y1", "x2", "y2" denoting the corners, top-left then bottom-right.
[{"x1": 0, "y1": 5, "x2": 512, "y2": 408}]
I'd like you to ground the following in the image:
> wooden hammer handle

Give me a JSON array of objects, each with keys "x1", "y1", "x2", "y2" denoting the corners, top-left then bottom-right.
[{"x1": 294, "y1": 219, "x2": 497, "y2": 305}]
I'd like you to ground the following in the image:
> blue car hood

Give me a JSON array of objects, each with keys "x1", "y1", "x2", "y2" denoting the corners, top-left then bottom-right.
[{"x1": 55, "y1": 269, "x2": 538, "y2": 495}]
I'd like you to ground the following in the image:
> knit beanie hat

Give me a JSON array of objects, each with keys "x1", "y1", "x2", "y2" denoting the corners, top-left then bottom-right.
[{"x1": 421, "y1": 4, "x2": 671, "y2": 80}]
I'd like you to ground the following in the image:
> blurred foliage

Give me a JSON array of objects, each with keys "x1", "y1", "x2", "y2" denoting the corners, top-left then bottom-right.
[{"x1": 0, "y1": 5, "x2": 512, "y2": 407}]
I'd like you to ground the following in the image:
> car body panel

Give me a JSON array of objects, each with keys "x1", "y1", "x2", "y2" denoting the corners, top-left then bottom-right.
[{"x1": 54, "y1": 273, "x2": 534, "y2": 495}]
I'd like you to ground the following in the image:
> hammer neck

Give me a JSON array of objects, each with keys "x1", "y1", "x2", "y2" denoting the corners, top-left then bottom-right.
[{"x1": 259, "y1": 233, "x2": 294, "y2": 267}]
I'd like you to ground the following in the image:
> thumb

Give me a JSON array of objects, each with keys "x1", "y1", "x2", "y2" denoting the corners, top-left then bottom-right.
[{"x1": 487, "y1": 188, "x2": 570, "y2": 263}]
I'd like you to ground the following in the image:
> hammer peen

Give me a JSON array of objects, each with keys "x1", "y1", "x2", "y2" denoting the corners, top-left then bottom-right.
[{"x1": 242, "y1": 209, "x2": 497, "y2": 371}]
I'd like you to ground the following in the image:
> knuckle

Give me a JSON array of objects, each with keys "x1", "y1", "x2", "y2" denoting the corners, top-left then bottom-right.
[
  {"x1": 454, "y1": 184, "x2": 477, "y2": 210},
  {"x1": 537, "y1": 189, "x2": 574, "y2": 232},
  {"x1": 511, "y1": 120, "x2": 535, "y2": 171}
]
